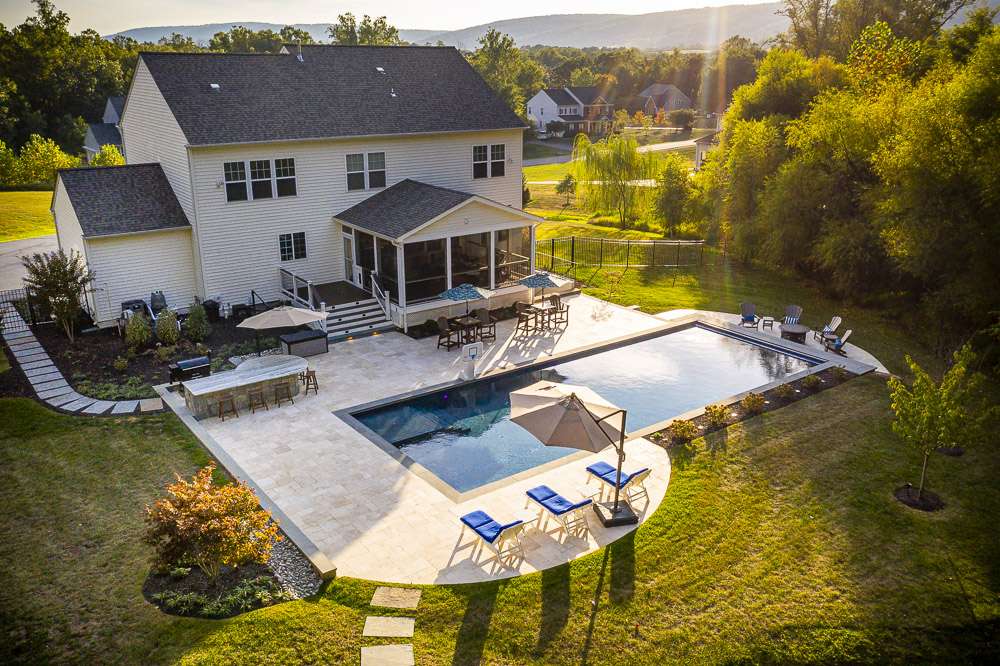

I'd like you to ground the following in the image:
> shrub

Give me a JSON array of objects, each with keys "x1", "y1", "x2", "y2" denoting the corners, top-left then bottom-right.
[
  {"x1": 144, "y1": 464, "x2": 281, "y2": 580},
  {"x1": 125, "y1": 312, "x2": 152, "y2": 351},
  {"x1": 155, "y1": 345, "x2": 175, "y2": 363},
  {"x1": 156, "y1": 308, "x2": 180, "y2": 345},
  {"x1": 75, "y1": 377, "x2": 155, "y2": 400},
  {"x1": 152, "y1": 590, "x2": 209, "y2": 616},
  {"x1": 20, "y1": 249, "x2": 94, "y2": 342},
  {"x1": 184, "y1": 304, "x2": 211, "y2": 342},
  {"x1": 201, "y1": 577, "x2": 292, "y2": 618},
  {"x1": 801, "y1": 374, "x2": 821, "y2": 390},
  {"x1": 741, "y1": 392, "x2": 766, "y2": 414},
  {"x1": 112, "y1": 355, "x2": 128, "y2": 371},
  {"x1": 773, "y1": 383, "x2": 795, "y2": 400},
  {"x1": 668, "y1": 419, "x2": 699, "y2": 443},
  {"x1": 169, "y1": 566, "x2": 191, "y2": 579},
  {"x1": 831, "y1": 366, "x2": 850, "y2": 381},
  {"x1": 703, "y1": 404, "x2": 730, "y2": 428}
]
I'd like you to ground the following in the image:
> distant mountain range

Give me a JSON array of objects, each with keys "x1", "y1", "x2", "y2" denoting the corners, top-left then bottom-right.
[{"x1": 110, "y1": 3, "x2": 791, "y2": 51}]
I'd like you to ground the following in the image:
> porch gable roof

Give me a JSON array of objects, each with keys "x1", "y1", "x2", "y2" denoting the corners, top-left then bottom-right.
[{"x1": 333, "y1": 179, "x2": 540, "y2": 241}]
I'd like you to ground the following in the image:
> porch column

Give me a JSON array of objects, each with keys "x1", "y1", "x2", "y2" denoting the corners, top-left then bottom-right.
[
  {"x1": 530, "y1": 225, "x2": 537, "y2": 274},
  {"x1": 396, "y1": 243, "x2": 406, "y2": 306},
  {"x1": 488, "y1": 231, "x2": 496, "y2": 290},
  {"x1": 445, "y1": 237, "x2": 452, "y2": 290}
]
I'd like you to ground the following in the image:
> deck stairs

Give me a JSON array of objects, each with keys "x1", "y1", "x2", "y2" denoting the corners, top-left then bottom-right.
[{"x1": 325, "y1": 298, "x2": 395, "y2": 343}]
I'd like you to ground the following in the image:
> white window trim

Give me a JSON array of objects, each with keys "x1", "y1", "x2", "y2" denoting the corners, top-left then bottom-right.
[
  {"x1": 279, "y1": 231, "x2": 307, "y2": 262},
  {"x1": 346, "y1": 152, "x2": 387, "y2": 192},
  {"x1": 224, "y1": 158, "x2": 297, "y2": 203},
  {"x1": 473, "y1": 143, "x2": 506, "y2": 179},
  {"x1": 249, "y1": 159, "x2": 274, "y2": 200}
]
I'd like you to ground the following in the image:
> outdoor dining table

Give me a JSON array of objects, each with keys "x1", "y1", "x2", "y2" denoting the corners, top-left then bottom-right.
[
  {"x1": 531, "y1": 303, "x2": 558, "y2": 329},
  {"x1": 450, "y1": 316, "x2": 480, "y2": 344}
]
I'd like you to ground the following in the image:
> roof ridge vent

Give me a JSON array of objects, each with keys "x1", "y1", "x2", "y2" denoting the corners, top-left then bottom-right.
[
  {"x1": 376, "y1": 66, "x2": 385, "y2": 73},
  {"x1": 209, "y1": 83, "x2": 220, "y2": 91}
]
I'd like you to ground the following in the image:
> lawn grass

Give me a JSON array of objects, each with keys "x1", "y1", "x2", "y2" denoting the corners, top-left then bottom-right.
[
  {"x1": 4, "y1": 375, "x2": 998, "y2": 663},
  {"x1": 524, "y1": 151, "x2": 685, "y2": 184},
  {"x1": 523, "y1": 142, "x2": 570, "y2": 160},
  {"x1": 535, "y1": 215, "x2": 662, "y2": 241},
  {"x1": 0, "y1": 191, "x2": 54, "y2": 242}
]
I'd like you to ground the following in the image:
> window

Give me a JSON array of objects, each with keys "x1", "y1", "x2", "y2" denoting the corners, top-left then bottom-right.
[
  {"x1": 279, "y1": 232, "x2": 306, "y2": 261},
  {"x1": 224, "y1": 161, "x2": 247, "y2": 201},
  {"x1": 473, "y1": 145, "x2": 488, "y2": 179},
  {"x1": 403, "y1": 239, "x2": 447, "y2": 304},
  {"x1": 346, "y1": 152, "x2": 386, "y2": 191},
  {"x1": 367, "y1": 152, "x2": 386, "y2": 189},
  {"x1": 249, "y1": 160, "x2": 273, "y2": 199},
  {"x1": 494, "y1": 227, "x2": 531, "y2": 287},
  {"x1": 491, "y1": 144, "x2": 505, "y2": 177},
  {"x1": 275, "y1": 158, "x2": 296, "y2": 197}
]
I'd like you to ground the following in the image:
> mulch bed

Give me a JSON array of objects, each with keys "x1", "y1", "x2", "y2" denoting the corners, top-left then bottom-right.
[
  {"x1": 142, "y1": 563, "x2": 289, "y2": 619},
  {"x1": 0, "y1": 342, "x2": 35, "y2": 399},
  {"x1": 894, "y1": 484, "x2": 945, "y2": 512},
  {"x1": 649, "y1": 366, "x2": 857, "y2": 447}
]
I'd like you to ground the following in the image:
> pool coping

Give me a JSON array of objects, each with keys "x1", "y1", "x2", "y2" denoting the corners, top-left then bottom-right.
[{"x1": 336, "y1": 314, "x2": 876, "y2": 504}]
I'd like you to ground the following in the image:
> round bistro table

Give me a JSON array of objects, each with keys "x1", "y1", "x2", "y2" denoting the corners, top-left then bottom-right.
[{"x1": 779, "y1": 323, "x2": 809, "y2": 344}]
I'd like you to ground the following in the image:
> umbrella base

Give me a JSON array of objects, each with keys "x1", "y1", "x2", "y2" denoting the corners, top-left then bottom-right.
[{"x1": 592, "y1": 501, "x2": 639, "y2": 527}]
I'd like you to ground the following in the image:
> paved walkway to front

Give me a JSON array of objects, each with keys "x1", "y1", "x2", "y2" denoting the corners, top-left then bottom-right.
[{"x1": 167, "y1": 294, "x2": 672, "y2": 584}]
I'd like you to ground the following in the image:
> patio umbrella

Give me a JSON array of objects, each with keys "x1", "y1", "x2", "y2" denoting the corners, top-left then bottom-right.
[
  {"x1": 510, "y1": 381, "x2": 637, "y2": 526},
  {"x1": 439, "y1": 283, "x2": 493, "y2": 315},
  {"x1": 518, "y1": 272, "x2": 561, "y2": 302},
  {"x1": 237, "y1": 305, "x2": 327, "y2": 355}
]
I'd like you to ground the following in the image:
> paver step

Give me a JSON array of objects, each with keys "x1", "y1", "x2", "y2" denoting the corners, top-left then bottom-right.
[
  {"x1": 360, "y1": 644, "x2": 414, "y2": 666},
  {"x1": 326, "y1": 302, "x2": 382, "y2": 320},
  {"x1": 325, "y1": 297, "x2": 377, "y2": 314},
  {"x1": 370, "y1": 587, "x2": 421, "y2": 609},
  {"x1": 327, "y1": 321, "x2": 395, "y2": 342},
  {"x1": 326, "y1": 306, "x2": 387, "y2": 327},
  {"x1": 327, "y1": 315, "x2": 392, "y2": 336},
  {"x1": 362, "y1": 616, "x2": 415, "y2": 638}
]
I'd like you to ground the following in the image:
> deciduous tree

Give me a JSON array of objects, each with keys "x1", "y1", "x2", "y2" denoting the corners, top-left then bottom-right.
[
  {"x1": 90, "y1": 143, "x2": 123, "y2": 166},
  {"x1": 654, "y1": 152, "x2": 692, "y2": 237},
  {"x1": 573, "y1": 133, "x2": 656, "y2": 227},
  {"x1": 20, "y1": 249, "x2": 93, "y2": 342}
]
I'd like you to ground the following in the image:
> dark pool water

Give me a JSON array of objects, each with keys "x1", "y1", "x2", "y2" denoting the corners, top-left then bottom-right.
[{"x1": 353, "y1": 326, "x2": 814, "y2": 492}]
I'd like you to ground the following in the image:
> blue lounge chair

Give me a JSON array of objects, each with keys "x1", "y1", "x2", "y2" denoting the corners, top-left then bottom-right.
[
  {"x1": 739, "y1": 302, "x2": 759, "y2": 328},
  {"x1": 525, "y1": 485, "x2": 592, "y2": 535},
  {"x1": 585, "y1": 461, "x2": 652, "y2": 504},
  {"x1": 459, "y1": 510, "x2": 526, "y2": 561}
]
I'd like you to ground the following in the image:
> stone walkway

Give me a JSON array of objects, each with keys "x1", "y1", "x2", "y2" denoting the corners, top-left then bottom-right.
[
  {"x1": 0, "y1": 303, "x2": 163, "y2": 415},
  {"x1": 361, "y1": 586, "x2": 420, "y2": 665}
]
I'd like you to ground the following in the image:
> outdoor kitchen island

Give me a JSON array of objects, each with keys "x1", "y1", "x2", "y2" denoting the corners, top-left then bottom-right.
[{"x1": 181, "y1": 354, "x2": 309, "y2": 419}]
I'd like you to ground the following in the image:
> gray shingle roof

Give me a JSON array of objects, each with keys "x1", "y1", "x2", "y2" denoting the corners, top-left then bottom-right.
[
  {"x1": 87, "y1": 123, "x2": 122, "y2": 148},
  {"x1": 543, "y1": 88, "x2": 577, "y2": 106},
  {"x1": 58, "y1": 164, "x2": 190, "y2": 238},
  {"x1": 566, "y1": 86, "x2": 608, "y2": 105},
  {"x1": 108, "y1": 96, "x2": 125, "y2": 117},
  {"x1": 335, "y1": 179, "x2": 475, "y2": 239},
  {"x1": 139, "y1": 46, "x2": 525, "y2": 146}
]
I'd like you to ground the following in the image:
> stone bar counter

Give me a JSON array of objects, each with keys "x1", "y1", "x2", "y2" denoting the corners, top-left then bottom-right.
[{"x1": 182, "y1": 354, "x2": 309, "y2": 419}]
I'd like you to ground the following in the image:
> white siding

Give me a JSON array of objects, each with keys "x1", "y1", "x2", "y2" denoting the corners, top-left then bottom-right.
[
  {"x1": 407, "y1": 201, "x2": 536, "y2": 242},
  {"x1": 189, "y1": 129, "x2": 523, "y2": 307},
  {"x1": 120, "y1": 58, "x2": 194, "y2": 222},
  {"x1": 86, "y1": 229, "x2": 197, "y2": 326},
  {"x1": 51, "y1": 178, "x2": 97, "y2": 315},
  {"x1": 526, "y1": 91, "x2": 558, "y2": 131}
]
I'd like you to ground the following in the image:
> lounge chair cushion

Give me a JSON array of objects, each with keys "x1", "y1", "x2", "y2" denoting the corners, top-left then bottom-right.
[
  {"x1": 786, "y1": 315, "x2": 799, "y2": 325},
  {"x1": 526, "y1": 485, "x2": 591, "y2": 516},
  {"x1": 460, "y1": 510, "x2": 522, "y2": 544},
  {"x1": 741, "y1": 314, "x2": 756, "y2": 323},
  {"x1": 586, "y1": 462, "x2": 650, "y2": 489}
]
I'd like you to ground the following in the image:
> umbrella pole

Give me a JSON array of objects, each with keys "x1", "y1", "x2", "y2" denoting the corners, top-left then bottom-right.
[{"x1": 255, "y1": 331, "x2": 261, "y2": 356}]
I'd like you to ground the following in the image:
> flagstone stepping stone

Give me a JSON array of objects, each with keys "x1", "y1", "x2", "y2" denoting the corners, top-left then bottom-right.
[
  {"x1": 63, "y1": 396, "x2": 96, "y2": 412},
  {"x1": 360, "y1": 644, "x2": 414, "y2": 666},
  {"x1": 28, "y1": 371, "x2": 63, "y2": 384},
  {"x1": 362, "y1": 616, "x2": 415, "y2": 638},
  {"x1": 23, "y1": 365, "x2": 59, "y2": 378},
  {"x1": 47, "y1": 392, "x2": 82, "y2": 408},
  {"x1": 21, "y1": 359, "x2": 55, "y2": 371},
  {"x1": 17, "y1": 352, "x2": 50, "y2": 364},
  {"x1": 32, "y1": 378, "x2": 69, "y2": 392},
  {"x1": 370, "y1": 587, "x2": 421, "y2": 609},
  {"x1": 4, "y1": 330, "x2": 32, "y2": 340},
  {"x1": 82, "y1": 400, "x2": 115, "y2": 415},
  {"x1": 37, "y1": 385, "x2": 74, "y2": 400},
  {"x1": 139, "y1": 398, "x2": 163, "y2": 413},
  {"x1": 10, "y1": 343, "x2": 42, "y2": 355},
  {"x1": 111, "y1": 400, "x2": 139, "y2": 415}
]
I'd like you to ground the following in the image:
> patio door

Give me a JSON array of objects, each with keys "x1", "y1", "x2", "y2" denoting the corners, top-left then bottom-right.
[{"x1": 343, "y1": 234, "x2": 358, "y2": 287}]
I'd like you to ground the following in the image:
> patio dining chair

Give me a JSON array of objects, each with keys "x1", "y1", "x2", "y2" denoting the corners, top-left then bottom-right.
[
  {"x1": 474, "y1": 308, "x2": 496, "y2": 343},
  {"x1": 783, "y1": 304, "x2": 803, "y2": 325},
  {"x1": 459, "y1": 510, "x2": 527, "y2": 563},
  {"x1": 525, "y1": 485, "x2": 592, "y2": 537},
  {"x1": 550, "y1": 294, "x2": 569, "y2": 326},
  {"x1": 739, "y1": 302, "x2": 759, "y2": 328},
  {"x1": 813, "y1": 315, "x2": 843, "y2": 341},
  {"x1": 514, "y1": 302, "x2": 537, "y2": 337},
  {"x1": 436, "y1": 316, "x2": 459, "y2": 350}
]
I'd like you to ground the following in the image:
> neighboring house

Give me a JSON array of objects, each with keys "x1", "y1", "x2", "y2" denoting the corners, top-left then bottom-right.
[
  {"x1": 52, "y1": 45, "x2": 542, "y2": 337},
  {"x1": 526, "y1": 86, "x2": 613, "y2": 136},
  {"x1": 83, "y1": 96, "x2": 125, "y2": 163},
  {"x1": 624, "y1": 84, "x2": 693, "y2": 118},
  {"x1": 693, "y1": 129, "x2": 721, "y2": 170}
]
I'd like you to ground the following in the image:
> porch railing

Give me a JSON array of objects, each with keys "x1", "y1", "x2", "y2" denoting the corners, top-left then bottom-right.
[
  {"x1": 278, "y1": 267, "x2": 328, "y2": 333},
  {"x1": 371, "y1": 272, "x2": 407, "y2": 333}
]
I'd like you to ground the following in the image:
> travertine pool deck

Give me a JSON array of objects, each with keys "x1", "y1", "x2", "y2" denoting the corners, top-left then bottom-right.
[{"x1": 161, "y1": 294, "x2": 880, "y2": 585}]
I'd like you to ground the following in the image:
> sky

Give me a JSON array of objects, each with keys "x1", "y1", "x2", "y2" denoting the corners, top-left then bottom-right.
[{"x1": 0, "y1": 0, "x2": 778, "y2": 34}]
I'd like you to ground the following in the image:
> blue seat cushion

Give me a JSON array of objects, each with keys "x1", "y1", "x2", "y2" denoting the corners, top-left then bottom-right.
[
  {"x1": 527, "y1": 485, "x2": 591, "y2": 516},
  {"x1": 602, "y1": 467, "x2": 650, "y2": 489},
  {"x1": 586, "y1": 461, "x2": 616, "y2": 478},
  {"x1": 741, "y1": 314, "x2": 756, "y2": 322},
  {"x1": 460, "y1": 510, "x2": 521, "y2": 544}
]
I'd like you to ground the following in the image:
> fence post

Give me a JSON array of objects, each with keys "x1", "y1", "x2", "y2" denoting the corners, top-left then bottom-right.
[
  {"x1": 599, "y1": 238, "x2": 604, "y2": 267},
  {"x1": 570, "y1": 236, "x2": 575, "y2": 268},
  {"x1": 676, "y1": 241, "x2": 681, "y2": 267},
  {"x1": 550, "y1": 238, "x2": 555, "y2": 271},
  {"x1": 625, "y1": 239, "x2": 630, "y2": 268},
  {"x1": 700, "y1": 243, "x2": 704, "y2": 266}
]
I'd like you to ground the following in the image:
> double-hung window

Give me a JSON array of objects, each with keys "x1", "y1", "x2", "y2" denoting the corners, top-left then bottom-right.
[
  {"x1": 224, "y1": 161, "x2": 248, "y2": 202},
  {"x1": 473, "y1": 144, "x2": 505, "y2": 179},
  {"x1": 279, "y1": 232, "x2": 306, "y2": 261},
  {"x1": 224, "y1": 158, "x2": 297, "y2": 202},
  {"x1": 346, "y1": 152, "x2": 387, "y2": 191}
]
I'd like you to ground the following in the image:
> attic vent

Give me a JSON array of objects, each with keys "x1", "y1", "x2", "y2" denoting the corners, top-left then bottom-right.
[
  {"x1": 375, "y1": 66, "x2": 385, "y2": 74},
  {"x1": 209, "y1": 83, "x2": 220, "y2": 91}
]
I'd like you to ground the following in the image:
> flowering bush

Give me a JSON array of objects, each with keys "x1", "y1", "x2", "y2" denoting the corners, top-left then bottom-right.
[
  {"x1": 740, "y1": 392, "x2": 766, "y2": 414},
  {"x1": 668, "y1": 419, "x2": 699, "y2": 443},
  {"x1": 703, "y1": 404, "x2": 729, "y2": 428}
]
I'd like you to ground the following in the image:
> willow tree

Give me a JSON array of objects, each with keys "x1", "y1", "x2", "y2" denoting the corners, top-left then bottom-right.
[{"x1": 572, "y1": 133, "x2": 656, "y2": 228}]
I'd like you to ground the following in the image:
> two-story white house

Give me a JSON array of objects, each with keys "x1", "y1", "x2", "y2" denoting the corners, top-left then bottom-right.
[
  {"x1": 526, "y1": 86, "x2": 613, "y2": 136},
  {"x1": 52, "y1": 45, "x2": 544, "y2": 339},
  {"x1": 83, "y1": 96, "x2": 124, "y2": 163}
]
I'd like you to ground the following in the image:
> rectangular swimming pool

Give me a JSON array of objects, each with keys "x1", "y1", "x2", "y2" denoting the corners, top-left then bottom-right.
[{"x1": 350, "y1": 325, "x2": 817, "y2": 494}]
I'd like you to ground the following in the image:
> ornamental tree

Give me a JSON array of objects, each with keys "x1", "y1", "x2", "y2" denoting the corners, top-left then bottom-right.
[
  {"x1": 555, "y1": 173, "x2": 576, "y2": 206},
  {"x1": 20, "y1": 249, "x2": 93, "y2": 342},
  {"x1": 90, "y1": 144, "x2": 124, "y2": 166},
  {"x1": 888, "y1": 346, "x2": 992, "y2": 500},
  {"x1": 145, "y1": 464, "x2": 280, "y2": 580}
]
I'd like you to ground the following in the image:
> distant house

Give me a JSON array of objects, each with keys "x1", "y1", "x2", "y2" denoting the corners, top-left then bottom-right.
[
  {"x1": 526, "y1": 86, "x2": 613, "y2": 136},
  {"x1": 624, "y1": 84, "x2": 693, "y2": 118},
  {"x1": 83, "y1": 96, "x2": 124, "y2": 162},
  {"x1": 693, "y1": 129, "x2": 721, "y2": 169}
]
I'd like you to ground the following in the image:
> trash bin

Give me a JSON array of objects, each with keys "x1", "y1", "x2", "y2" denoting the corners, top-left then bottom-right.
[{"x1": 202, "y1": 299, "x2": 220, "y2": 322}]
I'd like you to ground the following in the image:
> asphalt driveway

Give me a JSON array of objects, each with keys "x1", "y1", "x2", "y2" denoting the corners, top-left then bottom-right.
[{"x1": 0, "y1": 235, "x2": 57, "y2": 290}]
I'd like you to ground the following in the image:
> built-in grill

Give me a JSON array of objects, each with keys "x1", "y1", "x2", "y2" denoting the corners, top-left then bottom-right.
[{"x1": 168, "y1": 355, "x2": 211, "y2": 384}]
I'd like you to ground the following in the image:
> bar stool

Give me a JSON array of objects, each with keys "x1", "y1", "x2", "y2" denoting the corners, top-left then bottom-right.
[
  {"x1": 248, "y1": 387, "x2": 268, "y2": 413},
  {"x1": 217, "y1": 393, "x2": 238, "y2": 421},
  {"x1": 303, "y1": 369, "x2": 319, "y2": 396},
  {"x1": 274, "y1": 381, "x2": 294, "y2": 407}
]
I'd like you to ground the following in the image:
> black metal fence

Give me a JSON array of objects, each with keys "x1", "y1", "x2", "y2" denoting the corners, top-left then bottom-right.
[
  {"x1": 534, "y1": 236, "x2": 710, "y2": 275},
  {"x1": 0, "y1": 287, "x2": 43, "y2": 334}
]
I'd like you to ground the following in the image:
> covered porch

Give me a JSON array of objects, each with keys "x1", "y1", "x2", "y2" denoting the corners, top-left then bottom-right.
[{"x1": 333, "y1": 179, "x2": 545, "y2": 327}]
